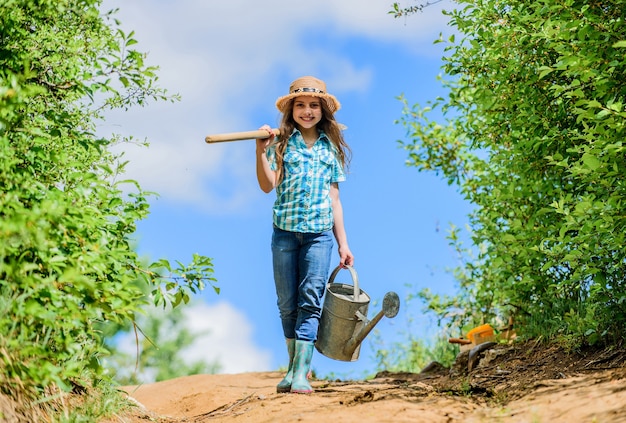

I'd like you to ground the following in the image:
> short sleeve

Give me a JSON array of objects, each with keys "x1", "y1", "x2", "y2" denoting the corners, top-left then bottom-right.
[
  {"x1": 266, "y1": 145, "x2": 277, "y2": 171},
  {"x1": 326, "y1": 146, "x2": 345, "y2": 183},
  {"x1": 332, "y1": 156, "x2": 346, "y2": 183}
]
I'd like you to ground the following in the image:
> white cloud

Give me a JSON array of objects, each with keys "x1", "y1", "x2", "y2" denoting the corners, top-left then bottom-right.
[
  {"x1": 113, "y1": 301, "x2": 272, "y2": 381},
  {"x1": 99, "y1": 0, "x2": 450, "y2": 210},
  {"x1": 178, "y1": 301, "x2": 272, "y2": 374}
]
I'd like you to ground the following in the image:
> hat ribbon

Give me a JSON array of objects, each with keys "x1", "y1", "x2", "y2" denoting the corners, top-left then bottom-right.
[{"x1": 292, "y1": 87, "x2": 325, "y2": 94}]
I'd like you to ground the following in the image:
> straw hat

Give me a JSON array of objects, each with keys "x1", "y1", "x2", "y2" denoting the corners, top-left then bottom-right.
[{"x1": 275, "y1": 76, "x2": 341, "y2": 113}]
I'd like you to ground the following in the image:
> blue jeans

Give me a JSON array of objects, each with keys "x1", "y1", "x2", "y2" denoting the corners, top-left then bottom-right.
[{"x1": 271, "y1": 226, "x2": 334, "y2": 342}]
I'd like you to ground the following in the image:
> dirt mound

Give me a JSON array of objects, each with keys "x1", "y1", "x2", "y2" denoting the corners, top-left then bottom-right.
[{"x1": 109, "y1": 341, "x2": 626, "y2": 422}]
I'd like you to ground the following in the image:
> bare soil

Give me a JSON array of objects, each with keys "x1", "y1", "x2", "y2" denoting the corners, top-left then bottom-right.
[{"x1": 108, "y1": 340, "x2": 626, "y2": 422}]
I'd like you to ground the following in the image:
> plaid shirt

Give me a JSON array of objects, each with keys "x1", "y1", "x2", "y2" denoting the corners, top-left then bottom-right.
[{"x1": 267, "y1": 129, "x2": 346, "y2": 233}]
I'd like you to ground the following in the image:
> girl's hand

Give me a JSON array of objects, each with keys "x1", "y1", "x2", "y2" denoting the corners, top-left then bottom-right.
[
  {"x1": 339, "y1": 245, "x2": 354, "y2": 268},
  {"x1": 256, "y1": 124, "x2": 275, "y2": 150}
]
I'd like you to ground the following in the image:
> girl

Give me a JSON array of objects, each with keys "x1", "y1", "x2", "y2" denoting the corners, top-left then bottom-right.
[{"x1": 256, "y1": 76, "x2": 354, "y2": 394}]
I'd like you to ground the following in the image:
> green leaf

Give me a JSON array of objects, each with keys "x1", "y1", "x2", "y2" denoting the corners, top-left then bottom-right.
[
  {"x1": 538, "y1": 66, "x2": 554, "y2": 79},
  {"x1": 581, "y1": 153, "x2": 601, "y2": 170}
]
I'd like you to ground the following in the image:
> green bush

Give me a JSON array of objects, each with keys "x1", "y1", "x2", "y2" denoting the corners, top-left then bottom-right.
[
  {"x1": 0, "y1": 0, "x2": 216, "y2": 415},
  {"x1": 395, "y1": 0, "x2": 626, "y2": 345}
]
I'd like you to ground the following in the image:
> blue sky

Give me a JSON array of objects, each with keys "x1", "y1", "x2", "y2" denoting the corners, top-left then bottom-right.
[{"x1": 100, "y1": 0, "x2": 472, "y2": 380}]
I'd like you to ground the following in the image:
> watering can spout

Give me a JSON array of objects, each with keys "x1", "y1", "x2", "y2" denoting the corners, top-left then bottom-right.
[{"x1": 345, "y1": 291, "x2": 400, "y2": 355}]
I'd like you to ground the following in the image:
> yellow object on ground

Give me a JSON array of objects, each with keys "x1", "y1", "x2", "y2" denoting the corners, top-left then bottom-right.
[{"x1": 466, "y1": 324, "x2": 495, "y2": 345}]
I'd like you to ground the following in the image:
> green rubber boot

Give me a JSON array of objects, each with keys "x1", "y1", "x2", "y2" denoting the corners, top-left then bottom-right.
[
  {"x1": 276, "y1": 338, "x2": 295, "y2": 393},
  {"x1": 290, "y1": 340, "x2": 314, "y2": 394}
]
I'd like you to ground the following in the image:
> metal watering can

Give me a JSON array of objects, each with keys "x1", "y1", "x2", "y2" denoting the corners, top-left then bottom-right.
[{"x1": 315, "y1": 265, "x2": 400, "y2": 362}]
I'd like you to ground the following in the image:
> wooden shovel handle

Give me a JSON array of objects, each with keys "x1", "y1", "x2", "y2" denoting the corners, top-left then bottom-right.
[
  {"x1": 448, "y1": 338, "x2": 472, "y2": 345},
  {"x1": 205, "y1": 128, "x2": 281, "y2": 143}
]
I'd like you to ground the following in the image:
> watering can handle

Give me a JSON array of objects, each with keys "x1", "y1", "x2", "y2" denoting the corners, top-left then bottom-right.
[{"x1": 328, "y1": 265, "x2": 359, "y2": 299}]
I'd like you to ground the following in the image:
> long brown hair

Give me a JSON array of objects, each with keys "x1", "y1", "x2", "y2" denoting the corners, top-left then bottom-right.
[{"x1": 271, "y1": 98, "x2": 351, "y2": 185}]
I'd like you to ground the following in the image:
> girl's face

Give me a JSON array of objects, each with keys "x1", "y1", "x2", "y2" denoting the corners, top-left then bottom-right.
[{"x1": 292, "y1": 96, "x2": 322, "y2": 130}]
